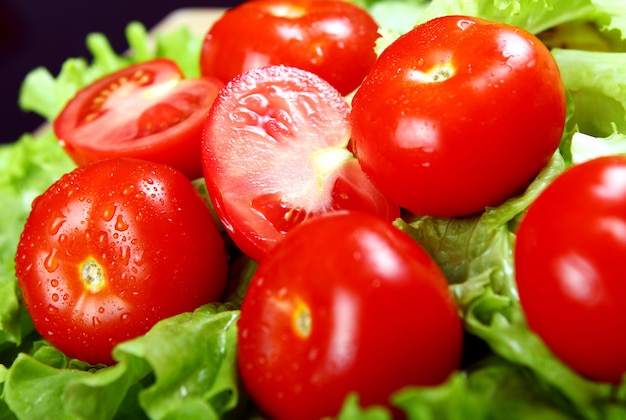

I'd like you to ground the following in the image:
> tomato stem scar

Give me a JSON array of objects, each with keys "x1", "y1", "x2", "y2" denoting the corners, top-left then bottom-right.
[
  {"x1": 81, "y1": 259, "x2": 105, "y2": 293},
  {"x1": 293, "y1": 300, "x2": 312, "y2": 338}
]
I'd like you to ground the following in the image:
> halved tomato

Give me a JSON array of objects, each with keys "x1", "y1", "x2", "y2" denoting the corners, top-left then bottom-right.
[
  {"x1": 202, "y1": 65, "x2": 399, "y2": 261},
  {"x1": 53, "y1": 58, "x2": 223, "y2": 180}
]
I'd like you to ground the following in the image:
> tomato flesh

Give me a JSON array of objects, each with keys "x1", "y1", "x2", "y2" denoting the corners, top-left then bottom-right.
[
  {"x1": 515, "y1": 156, "x2": 626, "y2": 384},
  {"x1": 351, "y1": 15, "x2": 567, "y2": 217},
  {"x1": 202, "y1": 65, "x2": 399, "y2": 261},
  {"x1": 237, "y1": 211, "x2": 463, "y2": 419},
  {"x1": 53, "y1": 59, "x2": 223, "y2": 180},
  {"x1": 199, "y1": 0, "x2": 380, "y2": 95},
  {"x1": 15, "y1": 158, "x2": 229, "y2": 365}
]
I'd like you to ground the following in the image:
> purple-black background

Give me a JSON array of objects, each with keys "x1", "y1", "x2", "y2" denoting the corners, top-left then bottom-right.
[{"x1": 0, "y1": 0, "x2": 242, "y2": 143}]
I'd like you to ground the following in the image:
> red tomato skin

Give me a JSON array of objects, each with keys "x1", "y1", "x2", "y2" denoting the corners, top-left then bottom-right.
[
  {"x1": 515, "y1": 156, "x2": 626, "y2": 384},
  {"x1": 202, "y1": 65, "x2": 399, "y2": 262},
  {"x1": 351, "y1": 15, "x2": 567, "y2": 217},
  {"x1": 237, "y1": 211, "x2": 463, "y2": 419},
  {"x1": 199, "y1": 0, "x2": 379, "y2": 95},
  {"x1": 53, "y1": 59, "x2": 223, "y2": 180},
  {"x1": 15, "y1": 158, "x2": 228, "y2": 365}
]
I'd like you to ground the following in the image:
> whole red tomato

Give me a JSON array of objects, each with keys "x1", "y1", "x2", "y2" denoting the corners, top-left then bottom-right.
[
  {"x1": 351, "y1": 15, "x2": 567, "y2": 217},
  {"x1": 199, "y1": 0, "x2": 379, "y2": 95},
  {"x1": 14, "y1": 158, "x2": 228, "y2": 365},
  {"x1": 237, "y1": 211, "x2": 463, "y2": 419},
  {"x1": 202, "y1": 65, "x2": 399, "y2": 262},
  {"x1": 53, "y1": 59, "x2": 223, "y2": 180},
  {"x1": 515, "y1": 156, "x2": 626, "y2": 384}
]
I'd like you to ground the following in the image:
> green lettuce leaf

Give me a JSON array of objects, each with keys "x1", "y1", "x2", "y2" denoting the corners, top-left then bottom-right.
[
  {"x1": 0, "y1": 132, "x2": 76, "y2": 347},
  {"x1": 3, "y1": 304, "x2": 242, "y2": 419},
  {"x1": 416, "y1": 0, "x2": 626, "y2": 38},
  {"x1": 552, "y1": 49, "x2": 626, "y2": 137}
]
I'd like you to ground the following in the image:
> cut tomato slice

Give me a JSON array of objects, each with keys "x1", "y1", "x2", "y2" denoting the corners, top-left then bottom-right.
[
  {"x1": 53, "y1": 58, "x2": 223, "y2": 180},
  {"x1": 202, "y1": 65, "x2": 399, "y2": 261}
]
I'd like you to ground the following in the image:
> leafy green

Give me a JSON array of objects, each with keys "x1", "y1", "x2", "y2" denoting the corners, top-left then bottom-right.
[
  {"x1": 3, "y1": 304, "x2": 242, "y2": 420},
  {"x1": 416, "y1": 0, "x2": 626, "y2": 38}
]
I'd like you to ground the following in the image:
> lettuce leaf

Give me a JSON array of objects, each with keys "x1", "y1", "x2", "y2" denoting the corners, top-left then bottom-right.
[
  {"x1": 3, "y1": 304, "x2": 242, "y2": 419},
  {"x1": 416, "y1": 0, "x2": 626, "y2": 38}
]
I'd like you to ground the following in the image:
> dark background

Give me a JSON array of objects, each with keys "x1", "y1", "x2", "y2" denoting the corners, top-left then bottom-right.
[{"x1": 0, "y1": 0, "x2": 242, "y2": 143}]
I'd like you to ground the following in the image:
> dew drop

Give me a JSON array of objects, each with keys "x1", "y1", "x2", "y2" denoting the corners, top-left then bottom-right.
[
  {"x1": 44, "y1": 248, "x2": 59, "y2": 273},
  {"x1": 47, "y1": 304, "x2": 59, "y2": 314},
  {"x1": 120, "y1": 245, "x2": 131, "y2": 266},
  {"x1": 92, "y1": 316, "x2": 101, "y2": 326},
  {"x1": 122, "y1": 185, "x2": 135, "y2": 196},
  {"x1": 120, "y1": 313, "x2": 130, "y2": 322},
  {"x1": 50, "y1": 278, "x2": 59, "y2": 287},
  {"x1": 102, "y1": 203, "x2": 117, "y2": 221},
  {"x1": 63, "y1": 294, "x2": 69, "y2": 301},
  {"x1": 97, "y1": 231, "x2": 108, "y2": 249},
  {"x1": 143, "y1": 177, "x2": 154, "y2": 185},
  {"x1": 115, "y1": 214, "x2": 129, "y2": 231},
  {"x1": 98, "y1": 307, "x2": 105, "y2": 313},
  {"x1": 49, "y1": 212, "x2": 67, "y2": 235},
  {"x1": 133, "y1": 251, "x2": 144, "y2": 266},
  {"x1": 457, "y1": 19, "x2": 475, "y2": 30},
  {"x1": 51, "y1": 293, "x2": 59, "y2": 302}
]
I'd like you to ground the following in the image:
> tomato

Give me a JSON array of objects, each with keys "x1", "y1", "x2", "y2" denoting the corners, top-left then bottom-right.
[
  {"x1": 199, "y1": 0, "x2": 379, "y2": 95},
  {"x1": 515, "y1": 156, "x2": 626, "y2": 384},
  {"x1": 351, "y1": 15, "x2": 567, "y2": 217},
  {"x1": 53, "y1": 59, "x2": 224, "y2": 180},
  {"x1": 237, "y1": 210, "x2": 463, "y2": 419},
  {"x1": 202, "y1": 65, "x2": 399, "y2": 262},
  {"x1": 14, "y1": 158, "x2": 228, "y2": 365},
  {"x1": 238, "y1": 211, "x2": 462, "y2": 419}
]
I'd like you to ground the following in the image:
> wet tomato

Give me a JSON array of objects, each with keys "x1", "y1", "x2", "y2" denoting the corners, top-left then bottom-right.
[
  {"x1": 199, "y1": 0, "x2": 380, "y2": 95},
  {"x1": 351, "y1": 15, "x2": 567, "y2": 217},
  {"x1": 237, "y1": 211, "x2": 463, "y2": 419},
  {"x1": 515, "y1": 156, "x2": 626, "y2": 384},
  {"x1": 14, "y1": 158, "x2": 228, "y2": 365}
]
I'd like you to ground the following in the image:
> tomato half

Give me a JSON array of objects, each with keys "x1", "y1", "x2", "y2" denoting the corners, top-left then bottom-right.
[
  {"x1": 237, "y1": 211, "x2": 463, "y2": 419},
  {"x1": 202, "y1": 65, "x2": 399, "y2": 262},
  {"x1": 351, "y1": 15, "x2": 567, "y2": 217},
  {"x1": 14, "y1": 158, "x2": 228, "y2": 365},
  {"x1": 53, "y1": 59, "x2": 224, "y2": 180},
  {"x1": 515, "y1": 156, "x2": 626, "y2": 384},
  {"x1": 199, "y1": 0, "x2": 380, "y2": 95}
]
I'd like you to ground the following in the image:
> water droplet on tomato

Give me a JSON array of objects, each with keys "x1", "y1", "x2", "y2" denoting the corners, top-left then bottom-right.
[
  {"x1": 135, "y1": 212, "x2": 143, "y2": 222},
  {"x1": 51, "y1": 293, "x2": 59, "y2": 302},
  {"x1": 133, "y1": 251, "x2": 144, "y2": 266},
  {"x1": 63, "y1": 294, "x2": 69, "y2": 301},
  {"x1": 120, "y1": 313, "x2": 130, "y2": 322},
  {"x1": 92, "y1": 316, "x2": 101, "y2": 326},
  {"x1": 97, "y1": 231, "x2": 108, "y2": 249},
  {"x1": 98, "y1": 307, "x2": 105, "y2": 313},
  {"x1": 122, "y1": 185, "x2": 135, "y2": 196},
  {"x1": 102, "y1": 203, "x2": 117, "y2": 221},
  {"x1": 143, "y1": 177, "x2": 154, "y2": 185},
  {"x1": 50, "y1": 279, "x2": 59, "y2": 287},
  {"x1": 48, "y1": 211, "x2": 66, "y2": 235},
  {"x1": 115, "y1": 215, "x2": 129, "y2": 231},
  {"x1": 47, "y1": 304, "x2": 58, "y2": 314},
  {"x1": 44, "y1": 249, "x2": 59, "y2": 273},
  {"x1": 457, "y1": 19, "x2": 475, "y2": 30},
  {"x1": 120, "y1": 245, "x2": 131, "y2": 266}
]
